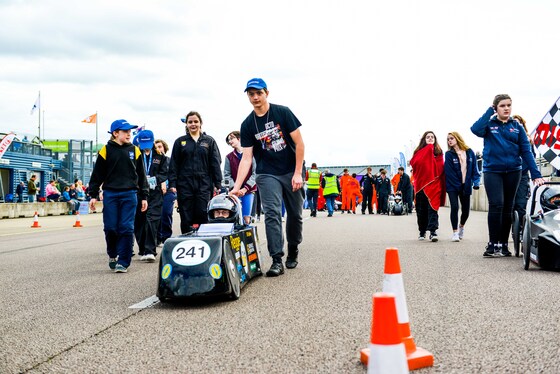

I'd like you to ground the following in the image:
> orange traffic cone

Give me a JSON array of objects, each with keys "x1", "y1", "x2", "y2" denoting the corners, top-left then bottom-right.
[
  {"x1": 361, "y1": 248, "x2": 434, "y2": 370},
  {"x1": 366, "y1": 293, "x2": 409, "y2": 374},
  {"x1": 31, "y1": 212, "x2": 41, "y2": 228},
  {"x1": 73, "y1": 213, "x2": 83, "y2": 228}
]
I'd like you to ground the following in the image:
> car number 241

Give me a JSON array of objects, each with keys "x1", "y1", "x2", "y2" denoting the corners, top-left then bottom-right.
[{"x1": 171, "y1": 240, "x2": 211, "y2": 266}]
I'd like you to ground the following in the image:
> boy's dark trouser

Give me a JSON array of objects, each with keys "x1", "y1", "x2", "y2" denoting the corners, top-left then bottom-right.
[
  {"x1": 447, "y1": 189, "x2": 471, "y2": 230},
  {"x1": 361, "y1": 189, "x2": 373, "y2": 213},
  {"x1": 513, "y1": 172, "x2": 530, "y2": 219},
  {"x1": 484, "y1": 171, "x2": 521, "y2": 244},
  {"x1": 256, "y1": 174, "x2": 304, "y2": 262},
  {"x1": 135, "y1": 191, "x2": 163, "y2": 256},
  {"x1": 158, "y1": 191, "x2": 176, "y2": 242},
  {"x1": 103, "y1": 189, "x2": 137, "y2": 268},
  {"x1": 378, "y1": 193, "x2": 389, "y2": 213},
  {"x1": 306, "y1": 188, "x2": 319, "y2": 211},
  {"x1": 158, "y1": 191, "x2": 177, "y2": 242},
  {"x1": 415, "y1": 190, "x2": 439, "y2": 234}
]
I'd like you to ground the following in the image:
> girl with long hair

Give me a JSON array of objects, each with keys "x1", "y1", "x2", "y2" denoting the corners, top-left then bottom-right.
[
  {"x1": 444, "y1": 131, "x2": 480, "y2": 242},
  {"x1": 410, "y1": 131, "x2": 446, "y2": 242}
]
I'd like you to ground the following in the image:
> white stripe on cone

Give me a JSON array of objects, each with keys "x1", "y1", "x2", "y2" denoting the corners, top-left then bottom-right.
[
  {"x1": 367, "y1": 343, "x2": 409, "y2": 374},
  {"x1": 383, "y1": 273, "x2": 409, "y2": 324}
]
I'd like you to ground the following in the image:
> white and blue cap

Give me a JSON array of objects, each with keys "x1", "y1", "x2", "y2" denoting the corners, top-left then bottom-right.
[
  {"x1": 108, "y1": 119, "x2": 137, "y2": 134},
  {"x1": 136, "y1": 130, "x2": 154, "y2": 150},
  {"x1": 244, "y1": 78, "x2": 267, "y2": 92}
]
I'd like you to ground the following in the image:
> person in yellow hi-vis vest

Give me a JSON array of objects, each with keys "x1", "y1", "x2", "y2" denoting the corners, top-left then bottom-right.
[
  {"x1": 305, "y1": 162, "x2": 322, "y2": 217},
  {"x1": 321, "y1": 169, "x2": 340, "y2": 217}
]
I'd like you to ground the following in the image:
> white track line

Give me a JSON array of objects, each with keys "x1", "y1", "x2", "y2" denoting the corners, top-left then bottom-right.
[{"x1": 129, "y1": 295, "x2": 160, "y2": 309}]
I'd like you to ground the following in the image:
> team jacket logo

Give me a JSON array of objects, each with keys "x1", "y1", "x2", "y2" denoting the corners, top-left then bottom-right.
[{"x1": 129, "y1": 151, "x2": 135, "y2": 160}]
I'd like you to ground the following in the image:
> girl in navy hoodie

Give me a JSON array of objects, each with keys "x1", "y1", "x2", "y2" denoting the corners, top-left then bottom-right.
[
  {"x1": 444, "y1": 132, "x2": 480, "y2": 242},
  {"x1": 471, "y1": 94, "x2": 544, "y2": 258}
]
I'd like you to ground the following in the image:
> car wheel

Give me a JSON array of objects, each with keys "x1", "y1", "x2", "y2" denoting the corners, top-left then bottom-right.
[
  {"x1": 522, "y1": 219, "x2": 531, "y2": 271},
  {"x1": 512, "y1": 211, "x2": 520, "y2": 257},
  {"x1": 223, "y1": 240, "x2": 241, "y2": 300}
]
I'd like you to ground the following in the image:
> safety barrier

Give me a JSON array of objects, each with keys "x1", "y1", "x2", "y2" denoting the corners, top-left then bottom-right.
[{"x1": 0, "y1": 201, "x2": 103, "y2": 219}]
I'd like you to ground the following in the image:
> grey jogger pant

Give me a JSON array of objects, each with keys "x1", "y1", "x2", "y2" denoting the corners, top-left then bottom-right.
[{"x1": 256, "y1": 173, "x2": 304, "y2": 262}]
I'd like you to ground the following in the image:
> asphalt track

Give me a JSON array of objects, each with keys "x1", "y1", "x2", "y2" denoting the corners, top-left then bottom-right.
[{"x1": 1, "y1": 208, "x2": 560, "y2": 373}]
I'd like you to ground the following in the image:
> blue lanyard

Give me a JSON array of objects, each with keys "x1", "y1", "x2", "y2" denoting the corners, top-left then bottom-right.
[{"x1": 143, "y1": 152, "x2": 153, "y2": 175}]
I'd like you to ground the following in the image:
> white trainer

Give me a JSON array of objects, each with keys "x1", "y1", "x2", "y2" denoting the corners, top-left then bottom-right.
[
  {"x1": 458, "y1": 227, "x2": 464, "y2": 240},
  {"x1": 144, "y1": 254, "x2": 156, "y2": 262},
  {"x1": 451, "y1": 232, "x2": 460, "y2": 242}
]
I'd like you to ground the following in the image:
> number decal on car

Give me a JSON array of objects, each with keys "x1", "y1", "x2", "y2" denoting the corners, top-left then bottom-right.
[{"x1": 172, "y1": 240, "x2": 211, "y2": 266}]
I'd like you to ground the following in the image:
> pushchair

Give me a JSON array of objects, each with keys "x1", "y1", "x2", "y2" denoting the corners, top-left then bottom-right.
[
  {"x1": 521, "y1": 182, "x2": 560, "y2": 271},
  {"x1": 389, "y1": 192, "x2": 408, "y2": 216}
]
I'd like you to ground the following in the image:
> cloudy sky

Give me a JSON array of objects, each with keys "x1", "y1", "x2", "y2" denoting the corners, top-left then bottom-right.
[{"x1": 1, "y1": 0, "x2": 558, "y2": 167}]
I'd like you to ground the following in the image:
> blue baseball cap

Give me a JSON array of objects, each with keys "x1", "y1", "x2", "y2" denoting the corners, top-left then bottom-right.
[
  {"x1": 244, "y1": 78, "x2": 267, "y2": 92},
  {"x1": 136, "y1": 130, "x2": 154, "y2": 150},
  {"x1": 108, "y1": 119, "x2": 137, "y2": 134}
]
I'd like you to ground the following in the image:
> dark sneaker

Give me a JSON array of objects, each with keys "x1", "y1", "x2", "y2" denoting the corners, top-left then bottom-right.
[
  {"x1": 286, "y1": 245, "x2": 299, "y2": 269},
  {"x1": 501, "y1": 244, "x2": 512, "y2": 257},
  {"x1": 430, "y1": 232, "x2": 438, "y2": 242},
  {"x1": 483, "y1": 243, "x2": 496, "y2": 258},
  {"x1": 418, "y1": 233, "x2": 426, "y2": 241},
  {"x1": 109, "y1": 258, "x2": 117, "y2": 270},
  {"x1": 266, "y1": 262, "x2": 284, "y2": 277}
]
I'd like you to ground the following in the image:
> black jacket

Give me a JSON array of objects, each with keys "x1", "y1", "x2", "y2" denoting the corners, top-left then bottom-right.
[
  {"x1": 376, "y1": 176, "x2": 391, "y2": 195},
  {"x1": 88, "y1": 140, "x2": 149, "y2": 200},
  {"x1": 360, "y1": 173, "x2": 376, "y2": 192},
  {"x1": 168, "y1": 132, "x2": 222, "y2": 198},
  {"x1": 396, "y1": 173, "x2": 412, "y2": 194}
]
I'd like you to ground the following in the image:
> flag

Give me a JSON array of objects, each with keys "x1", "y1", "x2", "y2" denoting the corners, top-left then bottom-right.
[
  {"x1": 133, "y1": 125, "x2": 145, "y2": 135},
  {"x1": 30, "y1": 94, "x2": 40, "y2": 115},
  {"x1": 0, "y1": 133, "x2": 16, "y2": 159},
  {"x1": 399, "y1": 152, "x2": 406, "y2": 168},
  {"x1": 82, "y1": 113, "x2": 97, "y2": 124},
  {"x1": 532, "y1": 96, "x2": 560, "y2": 169}
]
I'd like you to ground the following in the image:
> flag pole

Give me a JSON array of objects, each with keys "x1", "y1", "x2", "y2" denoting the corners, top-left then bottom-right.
[
  {"x1": 37, "y1": 91, "x2": 41, "y2": 140},
  {"x1": 95, "y1": 111, "x2": 98, "y2": 150},
  {"x1": 42, "y1": 110, "x2": 45, "y2": 140}
]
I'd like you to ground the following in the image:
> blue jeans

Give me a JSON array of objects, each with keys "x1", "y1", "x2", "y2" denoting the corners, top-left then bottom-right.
[
  {"x1": 256, "y1": 173, "x2": 304, "y2": 262},
  {"x1": 325, "y1": 195, "x2": 336, "y2": 215},
  {"x1": 102, "y1": 189, "x2": 138, "y2": 268},
  {"x1": 484, "y1": 171, "x2": 521, "y2": 244},
  {"x1": 28, "y1": 194, "x2": 35, "y2": 203}
]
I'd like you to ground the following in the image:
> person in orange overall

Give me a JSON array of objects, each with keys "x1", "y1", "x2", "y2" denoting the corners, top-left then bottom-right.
[
  {"x1": 391, "y1": 172, "x2": 401, "y2": 196},
  {"x1": 339, "y1": 168, "x2": 352, "y2": 213},
  {"x1": 345, "y1": 173, "x2": 362, "y2": 214}
]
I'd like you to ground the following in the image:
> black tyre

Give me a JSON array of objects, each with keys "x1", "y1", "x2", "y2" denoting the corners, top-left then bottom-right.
[
  {"x1": 393, "y1": 205, "x2": 402, "y2": 215},
  {"x1": 522, "y1": 219, "x2": 531, "y2": 271},
  {"x1": 223, "y1": 240, "x2": 241, "y2": 300},
  {"x1": 512, "y1": 211, "x2": 521, "y2": 257}
]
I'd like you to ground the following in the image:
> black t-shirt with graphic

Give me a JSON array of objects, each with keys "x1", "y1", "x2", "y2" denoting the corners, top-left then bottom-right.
[{"x1": 240, "y1": 103, "x2": 302, "y2": 175}]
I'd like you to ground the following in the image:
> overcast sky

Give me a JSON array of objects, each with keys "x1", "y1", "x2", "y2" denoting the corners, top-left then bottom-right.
[{"x1": 1, "y1": 0, "x2": 558, "y2": 167}]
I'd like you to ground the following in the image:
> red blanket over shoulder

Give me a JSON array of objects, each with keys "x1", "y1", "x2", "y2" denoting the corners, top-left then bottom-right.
[{"x1": 410, "y1": 144, "x2": 446, "y2": 210}]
